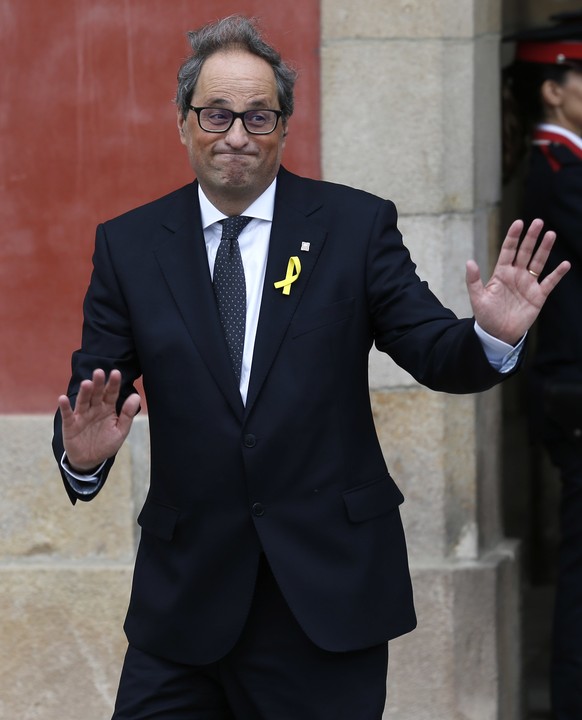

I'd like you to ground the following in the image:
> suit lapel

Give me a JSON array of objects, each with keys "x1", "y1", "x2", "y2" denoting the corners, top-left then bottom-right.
[
  {"x1": 153, "y1": 183, "x2": 244, "y2": 419},
  {"x1": 245, "y1": 170, "x2": 326, "y2": 414}
]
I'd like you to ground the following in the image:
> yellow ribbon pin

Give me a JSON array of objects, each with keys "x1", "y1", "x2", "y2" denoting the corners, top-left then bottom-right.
[{"x1": 274, "y1": 256, "x2": 301, "y2": 296}]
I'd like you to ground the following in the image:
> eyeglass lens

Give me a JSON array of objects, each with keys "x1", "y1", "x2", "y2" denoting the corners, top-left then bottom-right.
[{"x1": 198, "y1": 108, "x2": 279, "y2": 134}]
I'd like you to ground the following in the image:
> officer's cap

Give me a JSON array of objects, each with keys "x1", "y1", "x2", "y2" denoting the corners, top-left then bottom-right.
[{"x1": 506, "y1": 9, "x2": 582, "y2": 65}]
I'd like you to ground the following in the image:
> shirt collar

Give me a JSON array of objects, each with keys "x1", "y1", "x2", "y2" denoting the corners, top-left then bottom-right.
[
  {"x1": 198, "y1": 178, "x2": 277, "y2": 230},
  {"x1": 537, "y1": 123, "x2": 582, "y2": 152}
]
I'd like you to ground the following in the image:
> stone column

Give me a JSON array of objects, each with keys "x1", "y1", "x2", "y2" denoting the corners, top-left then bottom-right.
[
  {"x1": 0, "y1": 416, "x2": 149, "y2": 719},
  {"x1": 321, "y1": 1, "x2": 520, "y2": 718}
]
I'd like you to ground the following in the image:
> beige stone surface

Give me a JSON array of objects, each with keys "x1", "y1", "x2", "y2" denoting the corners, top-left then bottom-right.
[
  {"x1": 321, "y1": 36, "x2": 483, "y2": 215},
  {"x1": 384, "y1": 541, "x2": 521, "y2": 719},
  {"x1": 0, "y1": 565, "x2": 131, "y2": 720},
  {"x1": 474, "y1": 33, "x2": 502, "y2": 208},
  {"x1": 127, "y1": 417, "x2": 151, "y2": 547},
  {"x1": 322, "y1": 0, "x2": 501, "y2": 39},
  {"x1": 474, "y1": 0, "x2": 502, "y2": 36},
  {"x1": 396, "y1": 211, "x2": 476, "y2": 313},
  {"x1": 0, "y1": 416, "x2": 136, "y2": 562},
  {"x1": 476, "y1": 386, "x2": 504, "y2": 552},
  {"x1": 371, "y1": 388, "x2": 482, "y2": 561},
  {"x1": 0, "y1": 416, "x2": 150, "y2": 720}
]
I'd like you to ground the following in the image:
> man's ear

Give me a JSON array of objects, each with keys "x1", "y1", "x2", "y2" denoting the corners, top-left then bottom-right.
[{"x1": 177, "y1": 110, "x2": 187, "y2": 142}]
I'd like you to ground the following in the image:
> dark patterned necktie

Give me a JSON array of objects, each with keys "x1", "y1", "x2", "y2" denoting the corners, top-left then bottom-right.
[{"x1": 213, "y1": 215, "x2": 252, "y2": 382}]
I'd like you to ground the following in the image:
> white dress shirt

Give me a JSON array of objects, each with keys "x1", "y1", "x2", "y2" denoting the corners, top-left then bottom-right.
[{"x1": 199, "y1": 179, "x2": 276, "y2": 405}]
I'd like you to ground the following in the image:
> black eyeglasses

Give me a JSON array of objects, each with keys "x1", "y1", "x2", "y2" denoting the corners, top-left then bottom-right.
[{"x1": 188, "y1": 106, "x2": 283, "y2": 135}]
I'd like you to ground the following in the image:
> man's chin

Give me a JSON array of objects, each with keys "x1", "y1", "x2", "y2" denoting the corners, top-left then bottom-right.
[{"x1": 217, "y1": 169, "x2": 253, "y2": 191}]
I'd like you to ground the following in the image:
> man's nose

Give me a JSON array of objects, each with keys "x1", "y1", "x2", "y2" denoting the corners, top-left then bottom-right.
[{"x1": 224, "y1": 118, "x2": 250, "y2": 147}]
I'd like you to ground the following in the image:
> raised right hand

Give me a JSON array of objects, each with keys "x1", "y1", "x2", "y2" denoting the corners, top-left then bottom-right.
[{"x1": 57, "y1": 369, "x2": 141, "y2": 472}]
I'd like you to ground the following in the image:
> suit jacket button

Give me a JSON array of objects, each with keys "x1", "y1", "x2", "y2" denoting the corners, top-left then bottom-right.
[
  {"x1": 243, "y1": 434, "x2": 256, "y2": 448},
  {"x1": 252, "y1": 502, "x2": 265, "y2": 517}
]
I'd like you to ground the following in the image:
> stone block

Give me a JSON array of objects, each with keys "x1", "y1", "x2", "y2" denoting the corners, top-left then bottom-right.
[
  {"x1": 321, "y1": 39, "x2": 476, "y2": 214},
  {"x1": 371, "y1": 388, "x2": 481, "y2": 562},
  {"x1": 395, "y1": 212, "x2": 475, "y2": 314},
  {"x1": 384, "y1": 541, "x2": 521, "y2": 719},
  {"x1": 0, "y1": 416, "x2": 136, "y2": 562},
  {"x1": 0, "y1": 565, "x2": 131, "y2": 720},
  {"x1": 322, "y1": 0, "x2": 501, "y2": 40},
  {"x1": 474, "y1": 0, "x2": 502, "y2": 35}
]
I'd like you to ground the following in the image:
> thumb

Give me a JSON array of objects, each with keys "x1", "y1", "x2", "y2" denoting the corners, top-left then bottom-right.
[
  {"x1": 117, "y1": 393, "x2": 141, "y2": 435},
  {"x1": 465, "y1": 259, "x2": 483, "y2": 297},
  {"x1": 57, "y1": 395, "x2": 74, "y2": 424}
]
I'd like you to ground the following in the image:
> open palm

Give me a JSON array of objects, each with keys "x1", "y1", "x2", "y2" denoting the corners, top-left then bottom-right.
[
  {"x1": 58, "y1": 369, "x2": 140, "y2": 472},
  {"x1": 466, "y1": 218, "x2": 570, "y2": 345}
]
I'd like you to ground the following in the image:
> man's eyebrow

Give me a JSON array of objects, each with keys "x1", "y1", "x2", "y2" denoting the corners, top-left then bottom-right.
[
  {"x1": 202, "y1": 97, "x2": 274, "y2": 108},
  {"x1": 203, "y1": 97, "x2": 231, "y2": 107},
  {"x1": 246, "y1": 98, "x2": 272, "y2": 107}
]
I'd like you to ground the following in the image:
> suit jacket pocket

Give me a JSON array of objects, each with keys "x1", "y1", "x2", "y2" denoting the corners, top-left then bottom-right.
[
  {"x1": 291, "y1": 297, "x2": 355, "y2": 338},
  {"x1": 137, "y1": 499, "x2": 179, "y2": 541},
  {"x1": 342, "y1": 474, "x2": 404, "y2": 523}
]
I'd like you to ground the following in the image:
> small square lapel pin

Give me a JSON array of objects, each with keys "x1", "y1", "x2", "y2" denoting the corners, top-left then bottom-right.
[{"x1": 301, "y1": 242, "x2": 310, "y2": 252}]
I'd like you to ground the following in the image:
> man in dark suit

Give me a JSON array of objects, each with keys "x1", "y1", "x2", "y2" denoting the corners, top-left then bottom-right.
[{"x1": 53, "y1": 15, "x2": 569, "y2": 720}]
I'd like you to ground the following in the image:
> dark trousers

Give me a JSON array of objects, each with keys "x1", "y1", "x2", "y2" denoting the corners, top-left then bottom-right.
[
  {"x1": 112, "y1": 556, "x2": 388, "y2": 719},
  {"x1": 547, "y1": 441, "x2": 582, "y2": 720}
]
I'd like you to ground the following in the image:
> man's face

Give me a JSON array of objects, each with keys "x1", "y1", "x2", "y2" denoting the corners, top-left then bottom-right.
[{"x1": 178, "y1": 49, "x2": 287, "y2": 213}]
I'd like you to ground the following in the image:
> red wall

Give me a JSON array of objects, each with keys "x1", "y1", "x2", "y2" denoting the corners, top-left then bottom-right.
[{"x1": 0, "y1": 0, "x2": 320, "y2": 412}]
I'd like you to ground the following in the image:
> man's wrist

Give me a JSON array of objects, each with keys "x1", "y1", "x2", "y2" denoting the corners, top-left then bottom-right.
[
  {"x1": 69, "y1": 462, "x2": 101, "y2": 474},
  {"x1": 474, "y1": 321, "x2": 526, "y2": 373},
  {"x1": 61, "y1": 452, "x2": 106, "y2": 480}
]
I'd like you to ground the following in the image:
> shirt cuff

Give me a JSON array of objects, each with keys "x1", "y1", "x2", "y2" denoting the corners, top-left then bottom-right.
[
  {"x1": 474, "y1": 321, "x2": 526, "y2": 374},
  {"x1": 60, "y1": 452, "x2": 106, "y2": 494}
]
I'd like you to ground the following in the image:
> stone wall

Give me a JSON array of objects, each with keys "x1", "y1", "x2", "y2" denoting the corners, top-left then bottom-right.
[
  {"x1": 321, "y1": 1, "x2": 521, "y2": 717},
  {"x1": 0, "y1": 416, "x2": 148, "y2": 719}
]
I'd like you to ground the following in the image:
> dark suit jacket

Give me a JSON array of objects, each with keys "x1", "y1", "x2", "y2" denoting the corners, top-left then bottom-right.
[{"x1": 53, "y1": 167, "x2": 508, "y2": 664}]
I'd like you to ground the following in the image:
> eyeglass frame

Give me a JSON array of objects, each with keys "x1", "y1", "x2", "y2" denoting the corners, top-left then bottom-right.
[{"x1": 188, "y1": 105, "x2": 284, "y2": 135}]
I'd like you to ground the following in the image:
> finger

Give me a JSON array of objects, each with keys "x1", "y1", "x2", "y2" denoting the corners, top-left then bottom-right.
[
  {"x1": 89, "y1": 368, "x2": 107, "y2": 407},
  {"x1": 117, "y1": 393, "x2": 141, "y2": 437},
  {"x1": 465, "y1": 259, "x2": 483, "y2": 292},
  {"x1": 514, "y1": 218, "x2": 545, "y2": 268},
  {"x1": 57, "y1": 394, "x2": 74, "y2": 423},
  {"x1": 495, "y1": 219, "x2": 525, "y2": 268},
  {"x1": 102, "y1": 369, "x2": 123, "y2": 406},
  {"x1": 73, "y1": 378, "x2": 96, "y2": 414},
  {"x1": 465, "y1": 260, "x2": 487, "y2": 316},
  {"x1": 120, "y1": 393, "x2": 141, "y2": 419},
  {"x1": 539, "y1": 260, "x2": 571, "y2": 294},
  {"x1": 525, "y1": 230, "x2": 557, "y2": 277}
]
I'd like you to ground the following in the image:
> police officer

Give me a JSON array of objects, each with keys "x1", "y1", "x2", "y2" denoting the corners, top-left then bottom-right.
[{"x1": 505, "y1": 12, "x2": 582, "y2": 719}]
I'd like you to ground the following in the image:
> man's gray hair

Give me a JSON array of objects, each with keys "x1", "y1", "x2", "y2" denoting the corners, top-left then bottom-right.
[{"x1": 175, "y1": 15, "x2": 297, "y2": 120}]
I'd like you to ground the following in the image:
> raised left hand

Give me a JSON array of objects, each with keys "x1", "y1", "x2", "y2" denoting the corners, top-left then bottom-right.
[{"x1": 466, "y1": 218, "x2": 570, "y2": 345}]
